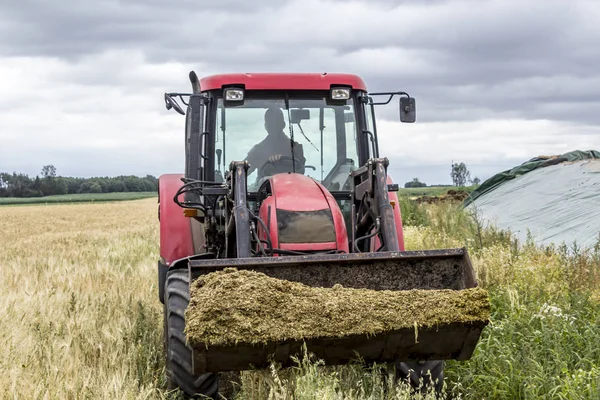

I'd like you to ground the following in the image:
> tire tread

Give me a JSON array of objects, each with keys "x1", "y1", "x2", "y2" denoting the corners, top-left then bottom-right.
[{"x1": 165, "y1": 269, "x2": 219, "y2": 398}]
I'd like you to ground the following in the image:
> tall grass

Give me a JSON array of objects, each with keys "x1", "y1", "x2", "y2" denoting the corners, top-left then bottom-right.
[
  {"x1": 398, "y1": 196, "x2": 600, "y2": 399},
  {"x1": 232, "y1": 350, "x2": 442, "y2": 400},
  {"x1": 1, "y1": 197, "x2": 599, "y2": 399}
]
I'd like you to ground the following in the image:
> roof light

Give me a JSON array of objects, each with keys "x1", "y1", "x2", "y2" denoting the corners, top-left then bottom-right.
[
  {"x1": 224, "y1": 88, "x2": 244, "y2": 101},
  {"x1": 331, "y1": 87, "x2": 351, "y2": 100}
]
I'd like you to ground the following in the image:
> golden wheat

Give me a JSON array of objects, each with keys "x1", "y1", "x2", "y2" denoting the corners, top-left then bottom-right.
[{"x1": 0, "y1": 199, "x2": 168, "y2": 399}]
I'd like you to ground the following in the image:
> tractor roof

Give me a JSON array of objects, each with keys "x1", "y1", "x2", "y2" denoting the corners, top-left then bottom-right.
[{"x1": 199, "y1": 73, "x2": 367, "y2": 92}]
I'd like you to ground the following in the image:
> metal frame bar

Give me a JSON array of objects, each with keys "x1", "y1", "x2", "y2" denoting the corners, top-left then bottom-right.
[
  {"x1": 230, "y1": 161, "x2": 252, "y2": 258},
  {"x1": 368, "y1": 91, "x2": 411, "y2": 106}
]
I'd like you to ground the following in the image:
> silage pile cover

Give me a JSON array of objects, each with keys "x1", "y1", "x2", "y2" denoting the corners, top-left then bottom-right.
[{"x1": 464, "y1": 150, "x2": 600, "y2": 250}]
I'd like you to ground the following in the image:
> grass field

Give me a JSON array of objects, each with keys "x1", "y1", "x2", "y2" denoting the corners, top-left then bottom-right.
[
  {"x1": 1, "y1": 197, "x2": 598, "y2": 399},
  {"x1": 0, "y1": 191, "x2": 157, "y2": 206}
]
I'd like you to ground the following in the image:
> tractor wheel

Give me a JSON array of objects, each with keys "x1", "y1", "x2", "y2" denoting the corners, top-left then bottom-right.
[
  {"x1": 396, "y1": 360, "x2": 444, "y2": 395},
  {"x1": 164, "y1": 268, "x2": 220, "y2": 399}
]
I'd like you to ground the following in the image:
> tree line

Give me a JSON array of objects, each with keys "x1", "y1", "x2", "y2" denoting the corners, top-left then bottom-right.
[
  {"x1": 0, "y1": 165, "x2": 158, "y2": 198},
  {"x1": 404, "y1": 161, "x2": 481, "y2": 188}
]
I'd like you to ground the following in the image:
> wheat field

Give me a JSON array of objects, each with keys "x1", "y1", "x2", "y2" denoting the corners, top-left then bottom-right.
[
  {"x1": 0, "y1": 199, "x2": 166, "y2": 399},
  {"x1": 1, "y1": 198, "x2": 599, "y2": 399}
]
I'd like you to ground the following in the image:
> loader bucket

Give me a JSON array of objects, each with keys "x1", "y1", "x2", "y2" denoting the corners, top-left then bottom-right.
[{"x1": 186, "y1": 247, "x2": 489, "y2": 375}]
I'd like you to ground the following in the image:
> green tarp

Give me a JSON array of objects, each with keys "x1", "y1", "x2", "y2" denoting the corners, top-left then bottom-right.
[
  {"x1": 463, "y1": 149, "x2": 600, "y2": 250},
  {"x1": 464, "y1": 150, "x2": 600, "y2": 207}
]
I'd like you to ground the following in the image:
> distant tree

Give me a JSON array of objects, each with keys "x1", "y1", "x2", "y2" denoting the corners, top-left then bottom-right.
[
  {"x1": 145, "y1": 174, "x2": 158, "y2": 186},
  {"x1": 0, "y1": 173, "x2": 8, "y2": 188},
  {"x1": 63, "y1": 177, "x2": 82, "y2": 194},
  {"x1": 0, "y1": 173, "x2": 9, "y2": 197},
  {"x1": 404, "y1": 177, "x2": 427, "y2": 188},
  {"x1": 0, "y1": 169, "x2": 159, "y2": 197},
  {"x1": 142, "y1": 180, "x2": 155, "y2": 192},
  {"x1": 124, "y1": 176, "x2": 142, "y2": 192},
  {"x1": 472, "y1": 176, "x2": 481, "y2": 186},
  {"x1": 41, "y1": 165, "x2": 57, "y2": 179},
  {"x1": 2, "y1": 172, "x2": 38, "y2": 197},
  {"x1": 33, "y1": 176, "x2": 42, "y2": 192},
  {"x1": 450, "y1": 161, "x2": 471, "y2": 187},
  {"x1": 78, "y1": 181, "x2": 92, "y2": 193},
  {"x1": 54, "y1": 178, "x2": 68, "y2": 195},
  {"x1": 109, "y1": 180, "x2": 126, "y2": 193},
  {"x1": 39, "y1": 165, "x2": 59, "y2": 195},
  {"x1": 89, "y1": 182, "x2": 102, "y2": 193}
]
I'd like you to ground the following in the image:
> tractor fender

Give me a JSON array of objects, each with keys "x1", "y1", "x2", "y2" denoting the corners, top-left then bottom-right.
[{"x1": 158, "y1": 174, "x2": 194, "y2": 266}]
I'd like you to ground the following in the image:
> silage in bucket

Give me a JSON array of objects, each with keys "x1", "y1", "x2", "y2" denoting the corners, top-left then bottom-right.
[{"x1": 185, "y1": 268, "x2": 490, "y2": 348}]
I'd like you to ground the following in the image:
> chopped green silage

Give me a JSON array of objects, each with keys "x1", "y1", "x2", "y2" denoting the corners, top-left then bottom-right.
[{"x1": 185, "y1": 268, "x2": 490, "y2": 347}]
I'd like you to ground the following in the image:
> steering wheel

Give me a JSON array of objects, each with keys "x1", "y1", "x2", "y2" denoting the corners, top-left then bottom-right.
[{"x1": 257, "y1": 155, "x2": 306, "y2": 178}]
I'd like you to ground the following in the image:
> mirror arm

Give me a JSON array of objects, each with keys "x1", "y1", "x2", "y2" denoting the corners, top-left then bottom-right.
[
  {"x1": 368, "y1": 91, "x2": 410, "y2": 106},
  {"x1": 366, "y1": 91, "x2": 416, "y2": 123},
  {"x1": 177, "y1": 94, "x2": 190, "y2": 106}
]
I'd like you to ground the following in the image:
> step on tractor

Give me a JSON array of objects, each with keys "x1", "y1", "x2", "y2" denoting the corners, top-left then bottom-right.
[{"x1": 159, "y1": 71, "x2": 486, "y2": 398}]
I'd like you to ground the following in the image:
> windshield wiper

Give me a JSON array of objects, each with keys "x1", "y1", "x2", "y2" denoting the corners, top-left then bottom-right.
[{"x1": 296, "y1": 123, "x2": 319, "y2": 152}]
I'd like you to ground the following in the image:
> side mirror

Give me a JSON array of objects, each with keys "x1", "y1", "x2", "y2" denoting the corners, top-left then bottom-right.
[
  {"x1": 164, "y1": 93, "x2": 185, "y2": 115},
  {"x1": 399, "y1": 96, "x2": 416, "y2": 123},
  {"x1": 290, "y1": 109, "x2": 310, "y2": 124}
]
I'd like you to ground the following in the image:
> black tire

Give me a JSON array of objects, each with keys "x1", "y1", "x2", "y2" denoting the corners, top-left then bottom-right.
[
  {"x1": 396, "y1": 360, "x2": 444, "y2": 396},
  {"x1": 164, "y1": 268, "x2": 220, "y2": 399}
]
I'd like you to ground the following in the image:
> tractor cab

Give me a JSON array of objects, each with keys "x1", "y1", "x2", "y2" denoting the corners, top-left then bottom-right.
[
  {"x1": 213, "y1": 91, "x2": 359, "y2": 194},
  {"x1": 164, "y1": 72, "x2": 416, "y2": 227}
]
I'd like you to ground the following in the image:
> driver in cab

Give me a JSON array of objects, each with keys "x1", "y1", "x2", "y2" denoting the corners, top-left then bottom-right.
[{"x1": 244, "y1": 107, "x2": 305, "y2": 177}]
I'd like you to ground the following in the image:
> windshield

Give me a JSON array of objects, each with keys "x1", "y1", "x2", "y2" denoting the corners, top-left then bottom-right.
[{"x1": 214, "y1": 93, "x2": 359, "y2": 192}]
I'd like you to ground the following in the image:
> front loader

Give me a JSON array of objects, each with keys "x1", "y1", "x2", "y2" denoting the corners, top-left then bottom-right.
[{"x1": 158, "y1": 71, "x2": 489, "y2": 398}]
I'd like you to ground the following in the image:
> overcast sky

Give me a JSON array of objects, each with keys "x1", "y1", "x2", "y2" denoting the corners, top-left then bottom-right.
[{"x1": 1, "y1": 0, "x2": 599, "y2": 185}]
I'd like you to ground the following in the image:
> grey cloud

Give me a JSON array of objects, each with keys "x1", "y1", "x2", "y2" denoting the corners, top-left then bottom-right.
[
  {"x1": 0, "y1": 0, "x2": 288, "y2": 59},
  {"x1": 1, "y1": 0, "x2": 599, "y2": 182},
  {"x1": 5, "y1": 1, "x2": 595, "y2": 93}
]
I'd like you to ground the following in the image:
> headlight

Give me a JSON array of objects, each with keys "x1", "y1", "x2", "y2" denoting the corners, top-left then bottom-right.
[
  {"x1": 331, "y1": 87, "x2": 351, "y2": 100},
  {"x1": 224, "y1": 88, "x2": 244, "y2": 101}
]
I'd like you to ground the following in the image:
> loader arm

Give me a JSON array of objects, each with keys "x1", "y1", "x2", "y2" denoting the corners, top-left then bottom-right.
[
  {"x1": 351, "y1": 157, "x2": 400, "y2": 252},
  {"x1": 226, "y1": 161, "x2": 252, "y2": 258}
]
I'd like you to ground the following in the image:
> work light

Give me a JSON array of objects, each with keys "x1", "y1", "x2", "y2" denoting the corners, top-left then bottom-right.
[
  {"x1": 330, "y1": 87, "x2": 351, "y2": 100},
  {"x1": 224, "y1": 88, "x2": 244, "y2": 101}
]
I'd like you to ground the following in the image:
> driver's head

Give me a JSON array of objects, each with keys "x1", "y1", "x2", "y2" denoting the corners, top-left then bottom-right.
[{"x1": 264, "y1": 107, "x2": 286, "y2": 135}]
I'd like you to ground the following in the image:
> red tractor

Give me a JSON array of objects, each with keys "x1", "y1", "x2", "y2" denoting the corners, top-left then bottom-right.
[{"x1": 159, "y1": 72, "x2": 485, "y2": 398}]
